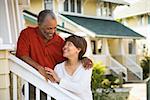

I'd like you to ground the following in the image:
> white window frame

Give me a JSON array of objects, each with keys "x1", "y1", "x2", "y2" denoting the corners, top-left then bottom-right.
[
  {"x1": 44, "y1": 0, "x2": 54, "y2": 10},
  {"x1": 63, "y1": 0, "x2": 83, "y2": 14},
  {"x1": 97, "y1": 2, "x2": 111, "y2": 17}
]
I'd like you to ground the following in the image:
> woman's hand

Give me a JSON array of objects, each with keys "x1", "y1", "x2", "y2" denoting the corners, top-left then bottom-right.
[{"x1": 45, "y1": 67, "x2": 60, "y2": 83}]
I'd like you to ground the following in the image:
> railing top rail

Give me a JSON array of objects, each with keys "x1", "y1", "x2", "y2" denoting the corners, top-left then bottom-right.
[{"x1": 8, "y1": 54, "x2": 82, "y2": 100}]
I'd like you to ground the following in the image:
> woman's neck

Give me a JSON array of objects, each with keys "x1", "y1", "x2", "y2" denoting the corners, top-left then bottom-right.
[
  {"x1": 67, "y1": 58, "x2": 79, "y2": 66},
  {"x1": 65, "y1": 57, "x2": 80, "y2": 76}
]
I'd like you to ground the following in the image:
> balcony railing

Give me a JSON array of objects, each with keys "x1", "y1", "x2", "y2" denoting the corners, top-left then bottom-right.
[
  {"x1": 125, "y1": 56, "x2": 143, "y2": 80},
  {"x1": 8, "y1": 54, "x2": 81, "y2": 100}
]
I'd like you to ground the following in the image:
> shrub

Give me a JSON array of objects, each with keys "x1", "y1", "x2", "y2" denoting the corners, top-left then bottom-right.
[{"x1": 140, "y1": 56, "x2": 150, "y2": 79}]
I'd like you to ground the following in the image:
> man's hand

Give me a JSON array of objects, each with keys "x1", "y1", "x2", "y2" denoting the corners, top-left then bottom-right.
[
  {"x1": 45, "y1": 67, "x2": 60, "y2": 83},
  {"x1": 81, "y1": 57, "x2": 93, "y2": 69},
  {"x1": 38, "y1": 66, "x2": 48, "y2": 81}
]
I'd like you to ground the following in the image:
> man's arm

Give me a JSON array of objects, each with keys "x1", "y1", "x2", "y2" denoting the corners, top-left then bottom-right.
[{"x1": 20, "y1": 56, "x2": 48, "y2": 81}]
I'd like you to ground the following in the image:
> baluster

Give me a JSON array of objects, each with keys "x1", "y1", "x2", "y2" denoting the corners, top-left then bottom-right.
[
  {"x1": 36, "y1": 88, "x2": 40, "y2": 100},
  {"x1": 25, "y1": 81, "x2": 29, "y2": 100},
  {"x1": 13, "y1": 73, "x2": 17, "y2": 100},
  {"x1": 47, "y1": 95, "x2": 51, "y2": 100}
]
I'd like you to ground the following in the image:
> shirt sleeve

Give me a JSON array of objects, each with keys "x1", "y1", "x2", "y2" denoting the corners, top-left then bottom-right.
[
  {"x1": 16, "y1": 29, "x2": 30, "y2": 58},
  {"x1": 59, "y1": 68, "x2": 92, "y2": 94}
]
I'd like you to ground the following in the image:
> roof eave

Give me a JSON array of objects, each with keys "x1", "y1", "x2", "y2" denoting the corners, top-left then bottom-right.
[{"x1": 95, "y1": 34, "x2": 145, "y2": 39}]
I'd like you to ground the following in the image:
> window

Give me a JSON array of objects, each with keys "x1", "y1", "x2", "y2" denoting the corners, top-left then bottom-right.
[
  {"x1": 148, "y1": 16, "x2": 150, "y2": 24},
  {"x1": 138, "y1": 15, "x2": 145, "y2": 26},
  {"x1": 70, "y1": 0, "x2": 75, "y2": 12},
  {"x1": 77, "y1": 0, "x2": 81, "y2": 13},
  {"x1": 91, "y1": 41, "x2": 96, "y2": 54},
  {"x1": 64, "y1": 0, "x2": 69, "y2": 11},
  {"x1": 97, "y1": 2, "x2": 112, "y2": 17},
  {"x1": 64, "y1": 0, "x2": 82, "y2": 13},
  {"x1": 44, "y1": 0, "x2": 53, "y2": 10}
]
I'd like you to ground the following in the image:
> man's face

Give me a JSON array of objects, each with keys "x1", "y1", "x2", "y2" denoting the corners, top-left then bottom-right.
[{"x1": 39, "y1": 16, "x2": 57, "y2": 40}]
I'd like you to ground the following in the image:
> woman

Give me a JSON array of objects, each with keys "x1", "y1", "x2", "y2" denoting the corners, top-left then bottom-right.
[{"x1": 45, "y1": 35, "x2": 93, "y2": 100}]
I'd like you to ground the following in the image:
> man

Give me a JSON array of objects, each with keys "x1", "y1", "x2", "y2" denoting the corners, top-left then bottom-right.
[
  {"x1": 17, "y1": 10, "x2": 65, "y2": 99},
  {"x1": 17, "y1": 10, "x2": 64, "y2": 81}
]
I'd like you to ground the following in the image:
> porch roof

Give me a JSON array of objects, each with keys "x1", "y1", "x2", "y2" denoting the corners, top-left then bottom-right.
[{"x1": 61, "y1": 14, "x2": 145, "y2": 39}]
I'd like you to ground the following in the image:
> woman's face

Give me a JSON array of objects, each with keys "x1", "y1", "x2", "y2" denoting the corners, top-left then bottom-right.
[{"x1": 63, "y1": 41, "x2": 81, "y2": 59}]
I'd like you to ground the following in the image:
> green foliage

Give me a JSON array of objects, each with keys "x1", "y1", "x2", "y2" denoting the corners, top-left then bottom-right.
[
  {"x1": 91, "y1": 61, "x2": 127, "y2": 100},
  {"x1": 140, "y1": 56, "x2": 150, "y2": 79},
  {"x1": 91, "y1": 61, "x2": 106, "y2": 92}
]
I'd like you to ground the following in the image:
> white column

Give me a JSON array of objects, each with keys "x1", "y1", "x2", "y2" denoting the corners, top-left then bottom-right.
[
  {"x1": 57, "y1": 0, "x2": 66, "y2": 13},
  {"x1": 0, "y1": 0, "x2": 12, "y2": 44},
  {"x1": 101, "y1": 38, "x2": 110, "y2": 55},
  {"x1": 84, "y1": 37, "x2": 93, "y2": 58},
  {"x1": 132, "y1": 39, "x2": 136, "y2": 54},
  {"x1": 118, "y1": 39, "x2": 125, "y2": 55}
]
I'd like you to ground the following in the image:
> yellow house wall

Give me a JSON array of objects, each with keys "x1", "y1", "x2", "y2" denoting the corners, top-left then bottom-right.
[
  {"x1": 54, "y1": 0, "x2": 58, "y2": 13},
  {"x1": 124, "y1": 15, "x2": 147, "y2": 27},
  {"x1": 108, "y1": 39, "x2": 119, "y2": 55},
  {"x1": 28, "y1": 0, "x2": 44, "y2": 14},
  {"x1": 83, "y1": 0, "x2": 97, "y2": 16}
]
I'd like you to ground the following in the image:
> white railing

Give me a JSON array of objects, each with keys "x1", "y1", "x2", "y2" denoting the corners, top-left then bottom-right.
[
  {"x1": 93, "y1": 55, "x2": 127, "y2": 81},
  {"x1": 93, "y1": 55, "x2": 107, "y2": 65},
  {"x1": 109, "y1": 56, "x2": 127, "y2": 81},
  {"x1": 8, "y1": 54, "x2": 82, "y2": 100},
  {"x1": 126, "y1": 54, "x2": 136, "y2": 62},
  {"x1": 125, "y1": 56, "x2": 143, "y2": 80}
]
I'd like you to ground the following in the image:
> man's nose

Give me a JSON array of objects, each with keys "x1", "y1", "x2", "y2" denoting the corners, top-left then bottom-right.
[{"x1": 51, "y1": 29, "x2": 55, "y2": 33}]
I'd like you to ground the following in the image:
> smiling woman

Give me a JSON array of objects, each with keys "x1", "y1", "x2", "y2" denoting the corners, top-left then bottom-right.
[{"x1": 45, "y1": 35, "x2": 93, "y2": 100}]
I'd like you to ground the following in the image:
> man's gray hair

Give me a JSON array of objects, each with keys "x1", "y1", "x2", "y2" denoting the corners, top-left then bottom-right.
[{"x1": 37, "y1": 10, "x2": 56, "y2": 25}]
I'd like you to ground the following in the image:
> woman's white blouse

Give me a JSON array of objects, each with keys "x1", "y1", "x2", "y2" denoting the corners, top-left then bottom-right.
[{"x1": 54, "y1": 61, "x2": 93, "y2": 100}]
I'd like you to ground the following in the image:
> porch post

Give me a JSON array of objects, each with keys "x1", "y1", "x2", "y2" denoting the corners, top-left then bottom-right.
[
  {"x1": 0, "y1": 45, "x2": 14, "y2": 100},
  {"x1": 118, "y1": 39, "x2": 125, "y2": 55},
  {"x1": 132, "y1": 39, "x2": 136, "y2": 55},
  {"x1": 101, "y1": 38, "x2": 110, "y2": 55}
]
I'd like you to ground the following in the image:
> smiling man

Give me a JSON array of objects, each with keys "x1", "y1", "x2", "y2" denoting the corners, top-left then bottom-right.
[{"x1": 16, "y1": 10, "x2": 65, "y2": 100}]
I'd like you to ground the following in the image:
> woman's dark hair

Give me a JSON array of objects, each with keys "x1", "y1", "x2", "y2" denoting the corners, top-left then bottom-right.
[
  {"x1": 37, "y1": 10, "x2": 56, "y2": 25},
  {"x1": 65, "y1": 35, "x2": 87, "y2": 60}
]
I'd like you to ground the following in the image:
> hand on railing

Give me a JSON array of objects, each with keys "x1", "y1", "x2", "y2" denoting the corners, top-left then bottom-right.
[
  {"x1": 45, "y1": 67, "x2": 60, "y2": 83},
  {"x1": 37, "y1": 65, "x2": 49, "y2": 81}
]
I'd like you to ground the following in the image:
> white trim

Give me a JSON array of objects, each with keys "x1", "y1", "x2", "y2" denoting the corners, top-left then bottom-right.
[
  {"x1": 58, "y1": 14, "x2": 96, "y2": 37},
  {"x1": 68, "y1": 0, "x2": 71, "y2": 12},
  {"x1": 0, "y1": 44, "x2": 15, "y2": 50},
  {"x1": 96, "y1": 34, "x2": 144, "y2": 39},
  {"x1": 75, "y1": 0, "x2": 77, "y2": 13},
  {"x1": 23, "y1": 12, "x2": 37, "y2": 21},
  {"x1": 5, "y1": 0, "x2": 12, "y2": 44}
]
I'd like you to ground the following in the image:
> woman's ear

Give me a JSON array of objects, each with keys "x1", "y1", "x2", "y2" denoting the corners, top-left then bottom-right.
[{"x1": 77, "y1": 48, "x2": 81, "y2": 53}]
